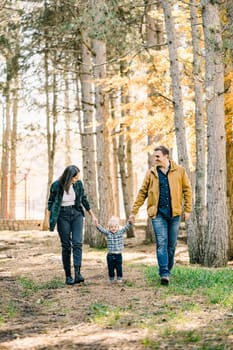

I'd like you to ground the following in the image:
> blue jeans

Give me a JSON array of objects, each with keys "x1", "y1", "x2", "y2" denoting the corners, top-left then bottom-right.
[
  {"x1": 57, "y1": 206, "x2": 84, "y2": 274},
  {"x1": 107, "y1": 253, "x2": 123, "y2": 279},
  {"x1": 151, "y1": 214, "x2": 181, "y2": 277}
]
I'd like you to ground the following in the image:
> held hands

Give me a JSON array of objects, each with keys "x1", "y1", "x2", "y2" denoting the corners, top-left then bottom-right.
[
  {"x1": 92, "y1": 217, "x2": 98, "y2": 226},
  {"x1": 128, "y1": 214, "x2": 136, "y2": 224},
  {"x1": 92, "y1": 216, "x2": 98, "y2": 226},
  {"x1": 89, "y1": 210, "x2": 98, "y2": 226}
]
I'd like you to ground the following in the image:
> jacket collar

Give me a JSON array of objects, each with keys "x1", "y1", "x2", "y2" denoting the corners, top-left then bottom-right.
[{"x1": 151, "y1": 160, "x2": 178, "y2": 176}]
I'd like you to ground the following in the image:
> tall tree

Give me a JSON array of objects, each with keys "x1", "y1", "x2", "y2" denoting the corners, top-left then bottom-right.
[
  {"x1": 117, "y1": 64, "x2": 135, "y2": 238},
  {"x1": 64, "y1": 70, "x2": 71, "y2": 166},
  {"x1": 188, "y1": 0, "x2": 206, "y2": 264},
  {"x1": 110, "y1": 96, "x2": 120, "y2": 218},
  {"x1": 0, "y1": 0, "x2": 20, "y2": 219},
  {"x1": 91, "y1": 0, "x2": 113, "y2": 234},
  {"x1": 161, "y1": 0, "x2": 190, "y2": 172},
  {"x1": 42, "y1": 40, "x2": 58, "y2": 230},
  {"x1": 145, "y1": 0, "x2": 163, "y2": 243},
  {"x1": 9, "y1": 64, "x2": 19, "y2": 219},
  {"x1": 0, "y1": 76, "x2": 10, "y2": 219},
  {"x1": 202, "y1": 0, "x2": 228, "y2": 267},
  {"x1": 79, "y1": 26, "x2": 98, "y2": 247}
]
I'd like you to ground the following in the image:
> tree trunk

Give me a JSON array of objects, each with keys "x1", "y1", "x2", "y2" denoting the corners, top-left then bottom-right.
[
  {"x1": 118, "y1": 121, "x2": 135, "y2": 238},
  {"x1": 79, "y1": 29, "x2": 98, "y2": 247},
  {"x1": 1, "y1": 78, "x2": 11, "y2": 219},
  {"x1": 161, "y1": 0, "x2": 190, "y2": 173},
  {"x1": 187, "y1": 0, "x2": 206, "y2": 264},
  {"x1": 110, "y1": 96, "x2": 120, "y2": 217},
  {"x1": 145, "y1": 0, "x2": 163, "y2": 243},
  {"x1": 9, "y1": 74, "x2": 18, "y2": 219},
  {"x1": 202, "y1": 0, "x2": 228, "y2": 267},
  {"x1": 64, "y1": 70, "x2": 71, "y2": 166},
  {"x1": 92, "y1": 0, "x2": 113, "y2": 247},
  {"x1": 42, "y1": 47, "x2": 57, "y2": 230},
  {"x1": 117, "y1": 68, "x2": 135, "y2": 238}
]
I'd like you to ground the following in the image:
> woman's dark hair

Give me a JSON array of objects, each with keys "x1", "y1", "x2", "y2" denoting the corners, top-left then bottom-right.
[
  {"x1": 59, "y1": 165, "x2": 80, "y2": 193},
  {"x1": 154, "y1": 145, "x2": 170, "y2": 156}
]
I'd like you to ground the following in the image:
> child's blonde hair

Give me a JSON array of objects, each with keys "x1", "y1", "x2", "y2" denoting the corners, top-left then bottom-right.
[{"x1": 108, "y1": 216, "x2": 119, "y2": 228}]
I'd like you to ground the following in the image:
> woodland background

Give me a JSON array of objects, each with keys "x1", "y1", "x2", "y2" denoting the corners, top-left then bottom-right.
[{"x1": 0, "y1": 0, "x2": 233, "y2": 268}]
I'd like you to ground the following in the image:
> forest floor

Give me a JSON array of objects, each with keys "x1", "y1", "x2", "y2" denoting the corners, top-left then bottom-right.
[{"x1": 0, "y1": 229, "x2": 233, "y2": 350}]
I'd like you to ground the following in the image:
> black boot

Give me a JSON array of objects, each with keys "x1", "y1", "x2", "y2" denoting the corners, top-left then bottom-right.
[
  {"x1": 65, "y1": 276, "x2": 75, "y2": 285},
  {"x1": 65, "y1": 269, "x2": 75, "y2": 285},
  {"x1": 75, "y1": 266, "x2": 84, "y2": 283}
]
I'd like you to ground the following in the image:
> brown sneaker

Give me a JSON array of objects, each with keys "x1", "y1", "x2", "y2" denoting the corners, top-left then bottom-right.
[{"x1": 160, "y1": 276, "x2": 170, "y2": 285}]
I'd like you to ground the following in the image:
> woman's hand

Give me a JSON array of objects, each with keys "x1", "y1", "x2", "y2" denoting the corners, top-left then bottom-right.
[
  {"x1": 89, "y1": 210, "x2": 98, "y2": 226},
  {"x1": 92, "y1": 216, "x2": 98, "y2": 226}
]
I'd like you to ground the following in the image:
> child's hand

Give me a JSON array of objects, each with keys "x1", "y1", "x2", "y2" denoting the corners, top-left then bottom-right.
[{"x1": 128, "y1": 215, "x2": 135, "y2": 224}]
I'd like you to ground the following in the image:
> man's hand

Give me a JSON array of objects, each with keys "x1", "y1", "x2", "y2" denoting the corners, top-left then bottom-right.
[
  {"x1": 184, "y1": 212, "x2": 191, "y2": 221},
  {"x1": 129, "y1": 214, "x2": 136, "y2": 224}
]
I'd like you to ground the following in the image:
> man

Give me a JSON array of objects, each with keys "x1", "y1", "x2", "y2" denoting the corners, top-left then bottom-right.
[{"x1": 129, "y1": 145, "x2": 192, "y2": 285}]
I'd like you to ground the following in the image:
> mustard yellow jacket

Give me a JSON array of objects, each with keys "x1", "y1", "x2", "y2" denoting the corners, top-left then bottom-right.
[{"x1": 131, "y1": 160, "x2": 192, "y2": 218}]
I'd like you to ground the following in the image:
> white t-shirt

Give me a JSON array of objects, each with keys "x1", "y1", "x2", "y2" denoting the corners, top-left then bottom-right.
[{"x1": 61, "y1": 186, "x2": 75, "y2": 206}]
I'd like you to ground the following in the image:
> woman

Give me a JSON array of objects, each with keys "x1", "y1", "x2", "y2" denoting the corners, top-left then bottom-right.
[{"x1": 48, "y1": 165, "x2": 97, "y2": 285}]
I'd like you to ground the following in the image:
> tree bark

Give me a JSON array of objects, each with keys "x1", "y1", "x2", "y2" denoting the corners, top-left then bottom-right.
[
  {"x1": 91, "y1": 0, "x2": 113, "y2": 246},
  {"x1": 110, "y1": 96, "x2": 120, "y2": 217},
  {"x1": 161, "y1": 0, "x2": 190, "y2": 173},
  {"x1": 79, "y1": 29, "x2": 98, "y2": 247},
  {"x1": 1, "y1": 78, "x2": 10, "y2": 219},
  {"x1": 42, "y1": 46, "x2": 57, "y2": 230},
  {"x1": 64, "y1": 70, "x2": 71, "y2": 166},
  {"x1": 187, "y1": 0, "x2": 206, "y2": 264},
  {"x1": 118, "y1": 121, "x2": 135, "y2": 238},
  {"x1": 9, "y1": 73, "x2": 18, "y2": 219},
  {"x1": 145, "y1": 0, "x2": 163, "y2": 243},
  {"x1": 202, "y1": 0, "x2": 228, "y2": 266}
]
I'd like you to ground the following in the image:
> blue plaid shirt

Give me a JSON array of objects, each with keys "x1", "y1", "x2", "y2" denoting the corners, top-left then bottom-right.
[{"x1": 96, "y1": 222, "x2": 132, "y2": 253}]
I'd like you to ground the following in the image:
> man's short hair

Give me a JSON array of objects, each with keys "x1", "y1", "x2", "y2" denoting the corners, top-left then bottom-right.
[{"x1": 154, "y1": 145, "x2": 170, "y2": 156}]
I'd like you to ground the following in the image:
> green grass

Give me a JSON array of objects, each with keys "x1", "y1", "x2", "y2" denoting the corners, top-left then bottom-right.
[
  {"x1": 146, "y1": 265, "x2": 233, "y2": 307},
  {"x1": 18, "y1": 276, "x2": 64, "y2": 296},
  {"x1": 0, "y1": 300, "x2": 19, "y2": 321},
  {"x1": 6, "y1": 300, "x2": 18, "y2": 318},
  {"x1": 88, "y1": 302, "x2": 122, "y2": 326},
  {"x1": 200, "y1": 345, "x2": 229, "y2": 350}
]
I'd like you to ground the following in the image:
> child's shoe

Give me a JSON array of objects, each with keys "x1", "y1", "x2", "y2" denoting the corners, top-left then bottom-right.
[{"x1": 117, "y1": 277, "x2": 123, "y2": 283}]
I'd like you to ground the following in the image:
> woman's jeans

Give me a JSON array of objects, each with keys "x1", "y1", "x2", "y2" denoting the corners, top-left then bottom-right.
[
  {"x1": 107, "y1": 253, "x2": 123, "y2": 279},
  {"x1": 151, "y1": 214, "x2": 181, "y2": 277},
  {"x1": 57, "y1": 206, "x2": 83, "y2": 275}
]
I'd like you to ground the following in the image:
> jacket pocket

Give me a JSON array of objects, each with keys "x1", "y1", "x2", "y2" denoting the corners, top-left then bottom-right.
[{"x1": 148, "y1": 205, "x2": 157, "y2": 217}]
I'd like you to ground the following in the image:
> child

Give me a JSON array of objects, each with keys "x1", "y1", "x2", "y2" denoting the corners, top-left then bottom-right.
[{"x1": 95, "y1": 216, "x2": 132, "y2": 283}]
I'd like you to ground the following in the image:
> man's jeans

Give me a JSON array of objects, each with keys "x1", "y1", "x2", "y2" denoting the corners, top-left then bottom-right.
[
  {"x1": 57, "y1": 206, "x2": 83, "y2": 273},
  {"x1": 151, "y1": 214, "x2": 181, "y2": 277},
  {"x1": 107, "y1": 253, "x2": 123, "y2": 279}
]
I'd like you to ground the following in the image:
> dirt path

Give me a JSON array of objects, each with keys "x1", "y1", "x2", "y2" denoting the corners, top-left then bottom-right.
[{"x1": 0, "y1": 230, "x2": 231, "y2": 350}]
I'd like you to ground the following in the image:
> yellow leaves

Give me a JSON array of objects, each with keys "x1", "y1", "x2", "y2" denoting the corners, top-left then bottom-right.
[
  {"x1": 224, "y1": 71, "x2": 233, "y2": 142},
  {"x1": 101, "y1": 75, "x2": 129, "y2": 93},
  {"x1": 224, "y1": 71, "x2": 233, "y2": 115}
]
